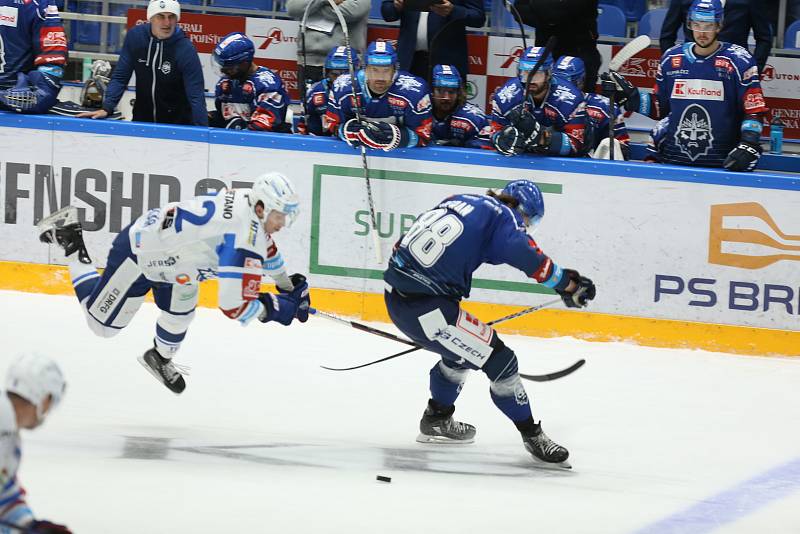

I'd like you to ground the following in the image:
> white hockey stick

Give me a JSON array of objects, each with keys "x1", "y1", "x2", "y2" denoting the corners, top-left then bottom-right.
[
  {"x1": 608, "y1": 34, "x2": 652, "y2": 73},
  {"x1": 325, "y1": 0, "x2": 384, "y2": 266}
]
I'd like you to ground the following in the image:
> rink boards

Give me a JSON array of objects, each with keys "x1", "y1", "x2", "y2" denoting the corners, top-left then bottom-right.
[{"x1": 0, "y1": 113, "x2": 798, "y2": 356}]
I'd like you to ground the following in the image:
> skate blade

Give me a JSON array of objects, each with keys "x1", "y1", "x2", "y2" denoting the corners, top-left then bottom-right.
[
  {"x1": 529, "y1": 456, "x2": 572, "y2": 470},
  {"x1": 137, "y1": 355, "x2": 184, "y2": 396},
  {"x1": 416, "y1": 433, "x2": 475, "y2": 445},
  {"x1": 37, "y1": 206, "x2": 79, "y2": 242}
]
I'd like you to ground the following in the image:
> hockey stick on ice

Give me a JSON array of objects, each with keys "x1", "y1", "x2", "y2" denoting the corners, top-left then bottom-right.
[
  {"x1": 309, "y1": 307, "x2": 417, "y2": 347},
  {"x1": 325, "y1": 0, "x2": 384, "y2": 265}
]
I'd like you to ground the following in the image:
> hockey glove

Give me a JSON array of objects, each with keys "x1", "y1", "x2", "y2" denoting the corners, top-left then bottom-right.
[
  {"x1": 493, "y1": 126, "x2": 527, "y2": 156},
  {"x1": 722, "y1": 140, "x2": 762, "y2": 172},
  {"x1": 358, "y1": 121, "x2": 409, "y2": 151},
  {"x1": 507, "y1": 106, "x2": 543, "y2": 148},
  {"x1": 257, "y1": 292, "x2": 299, "y2": 326},
  {"x1": 601, "y1": 71, "x2": 640, "y2": 114},
  {"x1": 277, "y1": 273, "x2": 311, "y2": 322},
  {"x1": 25, "y1": 520, "x2": 73, "y2": 534},
  {"x1": 555, "y1": 269, "x2": 596, "y2": 308},
  {"x1": 0, "y1": 70, "x2": 60, "y2": 114},
  {"x1": 341, "y1": 118, "x2": 365, "y2": 148},
  {"x1": 225, "y1": 116, "x2": 248, "y2": 130}
]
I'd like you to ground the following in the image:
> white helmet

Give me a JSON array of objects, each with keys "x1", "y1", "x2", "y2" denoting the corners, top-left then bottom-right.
[
  {"x1": 6, "y1": 353, "x2": 66, "y2": 421},
  {"x1": 147, "y1": 0, "x2": 181, "y2": 21},
  {"x1": 251, "y1": 172, "x2": 300, "y2": 227}
]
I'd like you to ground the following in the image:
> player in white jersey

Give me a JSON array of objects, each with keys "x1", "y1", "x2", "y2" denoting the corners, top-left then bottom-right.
[
  {"x1": 37, "y1": 173, "x2": 311, "y2": 395},
  {"x1": 1, "y1": 353, "x2": 70, "y2": 534}
]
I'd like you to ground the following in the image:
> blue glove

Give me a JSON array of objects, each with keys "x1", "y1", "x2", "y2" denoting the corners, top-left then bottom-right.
[
  {"x1": 257, "y1": 292, "x2": 299, "y2": 326},
  {"x1": 278, "y1": 273, "x2": 310, "y2": 322},
  {"x1": 357, "y1": 121, "x2": 408, "y2": 151},
  {"x1": 0, "y1": 69, "x2": 61, "y2": 114}
]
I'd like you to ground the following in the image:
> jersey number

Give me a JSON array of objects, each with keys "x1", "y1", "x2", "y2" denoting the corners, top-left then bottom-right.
[
  {"x1": 400, "y1": 208, "x2": 463, "y2": 267},
  {"x1": 175, "y1": 200, "x2": 216, "y2": 232}
]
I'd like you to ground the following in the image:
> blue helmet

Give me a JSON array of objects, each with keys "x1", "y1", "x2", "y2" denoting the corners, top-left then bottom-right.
[
  {"x1": 366, "y1": 40, "x2": 397, "y2": 67},
  {"x1": 432, "y1": 64, "x2": 462, "y2": 88},
  {"x1": 553, "y1": 55, "x2": 585, "y2": 87},
  {"x1": 688, "y1": 0, "x2": 723, "y2": 24},
  {"x1": 519, "y1": 46, "x2": 554, "y2": 77},
  {"x1": 501, "y1": 179, "x2": 545, "y2": 229},
  {"x1": 325, "y1": 46, "x2": 360, "y2": 72},
  {"x1": 213, "y1": 32, "x2": 255, "y2": 67}
]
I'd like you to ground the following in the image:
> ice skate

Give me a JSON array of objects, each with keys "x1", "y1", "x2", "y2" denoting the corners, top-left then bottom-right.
[
  {"x1": 38, "y1": 206, "x2": 92, "y2": 264},
  {"x1": 138, "y1": 347, "x2": 186, "y2": 395},
  {"x1": 416, "y1": 400, "x2": 476, "y2": 444},
  {"x1": 521, "y1": 422, "x2": 571, "y2": 469}
]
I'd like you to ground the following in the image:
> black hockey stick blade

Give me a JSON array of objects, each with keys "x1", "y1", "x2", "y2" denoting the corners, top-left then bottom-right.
[{"x1": 519, "y1": 359, "x2": 585, "y2": 382}]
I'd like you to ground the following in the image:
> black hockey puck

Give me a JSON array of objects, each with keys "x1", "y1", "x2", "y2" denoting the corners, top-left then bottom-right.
[{"x1": 376, "y1": 475, "x2": 392, "y2": 483}]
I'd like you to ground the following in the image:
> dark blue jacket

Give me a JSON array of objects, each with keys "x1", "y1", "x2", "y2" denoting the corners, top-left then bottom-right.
[
  {"x1": 103, "y1": 23, "x2": 208, "y2": 126},
  {"x1": 660, "y1": 0, "x2": 772, "y2": 73},
  {"x1": 381, "y1": 0, "x2": 485, "y2": 80}
]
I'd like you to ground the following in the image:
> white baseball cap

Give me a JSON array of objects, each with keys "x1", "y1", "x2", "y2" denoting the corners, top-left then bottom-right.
[{"x1": 147, "y1": 0, "x2": 181, "y2": 21}]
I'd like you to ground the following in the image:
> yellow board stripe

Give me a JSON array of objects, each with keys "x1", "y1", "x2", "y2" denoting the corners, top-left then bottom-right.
[{"x1": 3, "y1": 260, "x2": 797, "y2": 357}]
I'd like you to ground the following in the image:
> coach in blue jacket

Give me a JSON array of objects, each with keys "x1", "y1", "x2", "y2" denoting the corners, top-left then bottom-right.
[
  {"x1": 381, "y1": 0, "x2": 485, "y2": 82},
  {"x1": 79, "y1": 0, "x2": 208, "y2": 125}
]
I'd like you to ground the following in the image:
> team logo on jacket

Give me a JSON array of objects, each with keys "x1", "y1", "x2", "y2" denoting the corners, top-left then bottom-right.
[
  {"x1": 160, "y1": 61, "x2": 172, "y2": 75},
  {"x1": 396, "y1": 75, "x2": 422, "y2": 93},
  {"x1": 553, "y1": 86, "x2": 576, "y2": 103},
  {"x1": 674, "y1": 104, "x2": 714, "y2": 162},
  {"x1": 671, "y1": 79, "x2": 724, "y2": 100}
]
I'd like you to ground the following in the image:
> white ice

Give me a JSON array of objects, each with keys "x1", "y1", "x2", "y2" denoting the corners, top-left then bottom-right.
[{"x1": 3, "y1": 290, "x2": 800, "y2": 534}]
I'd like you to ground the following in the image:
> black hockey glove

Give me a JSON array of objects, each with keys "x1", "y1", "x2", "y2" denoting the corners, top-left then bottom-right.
[
  {"x1": 601, "y1": 71, "x2": 640, "y2": 114},
  {"x1": 493, "y1": 126, "x2": 526, "y2": 156},
  {"x1": 277, "y1": 273, "x2": 311, "y2": 322},
  {"x1": 507, "y1": 106, "x2": 543, "y2": 148},
  {"x1": 722, "y1": 140, "x2": 762, "y2": 172},
  {"x1": 358, "y1": 121, "x2": 409, "y2": 151},
  {"x1": 225, "y1": 116, "x2": 248, "y2": 130},
  {"x1": 555, "y1": 269, "x2": 596, "y2": 308},
  {"x1": 25, "y1": 519, "x2": 73, "y2": 534}
]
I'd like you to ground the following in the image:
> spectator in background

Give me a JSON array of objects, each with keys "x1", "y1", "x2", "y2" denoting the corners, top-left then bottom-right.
[
  {"x1": 326, "y1": 40, "x2": 433, "y2": 150},
  {"x1": 0, "y1": 0, "x2": 67, "y2": 115},
  {"x1": 661, "y1": 0, "x2": 772, "y2": 73},
  {"x1": 77, "y1": 0, "x2": 208, "y2": 126},
  {"x1": 381, "y1": 0, "x2": 485, "y2": 83},
  {"x1": 430, "y1": 64, "x2": 493, "y2": 148},
  {"x1": 287, "y1": 0, "x2": 369, "y2": 92},
  {"x1": 208, "y1": 33, "x2": 291, "y2": 132},
  {"x1": 514, "y1": 0, "x2": 601, "y2": 93}
]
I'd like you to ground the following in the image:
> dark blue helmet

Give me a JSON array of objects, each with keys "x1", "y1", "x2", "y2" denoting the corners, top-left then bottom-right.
[
  {"x1": 501, "y1": 179, "x2": 545, "y2": 229},
  {"x1": 688, "y1": 0, "x2": 723, "y2": 24},
  {"x1": 366, "y1": 40, "x2": 397, "y2": 67},
  {"x1": 213, "y1": 32, "x2": 255, "y2": 68},
  {"x1": 553, "y1": 56, "x2": 585, "y2": 87},
  {"x1": 325, "y1": 46, "x2": 360, "y2": 72},
  {"x1": 519, "y1": 46, "x2": 553, "y2": 77},
  {"x1": 432, "y1": 64, "x2": 462, "y2": 88}
]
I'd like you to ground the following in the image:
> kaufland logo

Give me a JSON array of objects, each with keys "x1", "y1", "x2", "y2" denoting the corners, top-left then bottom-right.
[
  {"x1": 255, "y1": 28, "x2": 296, "y2": 50},
  {"x1": 671, "y1": 79, "x2": 724, "y2": 100}
]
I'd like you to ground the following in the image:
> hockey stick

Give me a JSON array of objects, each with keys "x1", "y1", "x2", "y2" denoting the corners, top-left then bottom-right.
[
  {"x1": 604, "y1": 35, "x2": 652, "y2": 160},
  {"x1": 298, "y1": 0, "x2": 318, "y2": 127},
  {"x1": 309, "y1": 307, "x2": 417, "y2": 347},
  {"x1": 501, "y1": 0, "x2": 528, "y2": 51},
  {"x1": 325, "y1": 0, "x2": 384, "y2": 265},
  {"x1": 317, "y1": 297, "x2": 562, "y2": 371},
  {"x1": 522, "y1": 35, "x2": 557, "y2": 111}
]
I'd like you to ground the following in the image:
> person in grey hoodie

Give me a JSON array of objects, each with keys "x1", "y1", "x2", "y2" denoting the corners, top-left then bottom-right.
[
  {"x1": 287, "y1": 0, "x2": 370, "y2": 91},
  {"x1": 78, "y1": 0, "x2": 208, "y2": 126}
]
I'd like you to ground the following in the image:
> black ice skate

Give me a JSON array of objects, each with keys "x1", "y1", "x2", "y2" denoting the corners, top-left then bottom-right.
[
  {"x1": 138, "y1": 347, "x2": 186, "y2": 395},
  {"x1": 37, "y1": 206, "x2": 92, "y2": 264},
  {"x1": 416, "y1": 399, "x2": 476, "y2": 444},
  {"x1": 521, "y1": 421, "x2": 571, "y2": 469}
]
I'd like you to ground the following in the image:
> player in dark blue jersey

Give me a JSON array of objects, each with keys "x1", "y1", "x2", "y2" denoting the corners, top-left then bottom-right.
[
  {"x1": 298, "y1": 46, "x2": 359, "y2": 136},
  {"x1": 490, "y1": 47, "x2": 587, "y2": 157},
  {"x1": 384, "y1": 180, "x2": 596, "y2": 467},
  {"x1": 208, "y1": 33, "x2": 291, "y2": 133},
  {"x1": 606, "y1": 0, "x2": 768, "y2": 170},
  {"x1": 0, "y1": 0, "x2": 67, "y2": 114},
  {"x1": 553, "y1": 55, "x2": 631, "y2": 159},
  {"x1": 430, "y1": 64, "x2": 492, "y2": 149}
]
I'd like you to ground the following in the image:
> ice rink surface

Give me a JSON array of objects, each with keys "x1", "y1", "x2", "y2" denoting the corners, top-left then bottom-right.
[{"x1": 3, "y1": 290, "x2": 800, "y2": 534}]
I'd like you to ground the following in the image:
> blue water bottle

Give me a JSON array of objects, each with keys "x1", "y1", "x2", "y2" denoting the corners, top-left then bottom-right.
[{"x1": 770, "y1": 114, "x2": 784, "y2": 154}]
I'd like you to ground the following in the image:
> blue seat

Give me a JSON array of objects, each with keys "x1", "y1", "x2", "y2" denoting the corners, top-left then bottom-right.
[
  {"x1": 785, "y1": 20, "x2": 800, "y2": 49},
  {"x1": 603, "y1": 0, "x2": 647, "y2": 23},
  {"x1": 370, "y1": 0, "x2": 383, "y2": 20},
  {"x1": 597, "y1": 4, "x2": 626, "y2": 38},
  {"x1": 69, "y1": 0, "x2": 124, "y2": 51},
  {"x1": 213, "y1": 0, "x2": 274, "y2": 10},
  {"x1": 637, "y1": 8, "x2": 667, "y2": 39}
]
